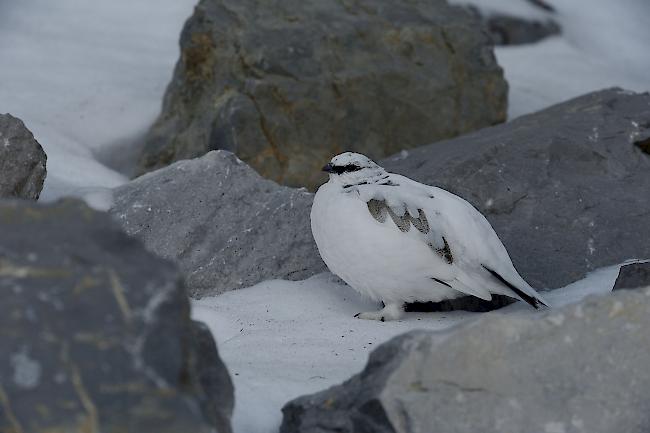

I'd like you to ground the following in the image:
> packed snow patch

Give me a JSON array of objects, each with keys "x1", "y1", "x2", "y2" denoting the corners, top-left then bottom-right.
[
  {"x1": 0, "y1": 0, "x2": 196, "y2": 201},
  {"x1": 497, "y1": 36, "x2": 650, "y2": 119},
  {"x1": 449, "y1": 0, "x2": 650, "y2": 118},
  {"x1": 192, "y1": 264, "x2": 623, "y2": 433}
]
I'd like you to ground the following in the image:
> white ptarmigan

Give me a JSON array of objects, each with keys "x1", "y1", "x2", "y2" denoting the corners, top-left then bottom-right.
[{"x1": 310, "y1": 152, "x2": 549, "y2": 321}]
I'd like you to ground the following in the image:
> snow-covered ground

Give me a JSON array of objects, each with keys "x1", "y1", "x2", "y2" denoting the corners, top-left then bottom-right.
[
  {"x1": 193, "y1": 265, "x2": 623, "y2": 433},
  {"x1": 2, "y1": 1, "x2": 649, "y2": 433},
  {"x1": 0, "y1": 0, "x2": 196, "y2": 201},
  {"x1": 448, "y1": 0, "x2": 650, "y2": 118},
  {"x1": 494, "y1": 0, "x2": 650, "y2": 118}
]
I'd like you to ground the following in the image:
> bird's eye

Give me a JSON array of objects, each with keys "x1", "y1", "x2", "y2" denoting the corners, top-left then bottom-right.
[{"x1": 333, "y1": 164, "x2": 361, "y2": 174}]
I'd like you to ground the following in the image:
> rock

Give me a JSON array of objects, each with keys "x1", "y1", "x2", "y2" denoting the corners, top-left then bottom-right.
[
  {"x1": 110, "y1": 150, "x2": 324, "y2": 298},
  {"x1": 188, "y1": 320, "x2": 235, "y2": 432},
  {"x1": 461, "y1": 2, "x2": 560, "y2": 46},
  {"x1": 383, "y1": 88, "x2": 650, "y2": 289},
  {"x1": 613, "y1": 261, "x2": 650, "y2": 291},
  {"x1": 405, "y1": 294, "x2": 514, "y2": 313},
  {"x1": 0, "y1": 199, "x2": 233, "y2": 433},
  {"x1": 527, "y1": 0, "x2": 556, "y2": 13},
  {"x1": 137, "y1": 0, "x2": 507, "y2": 189},
  {"x1": 0, "y1": 113, "x2": 47, "y2": 199},
  {"x1": 636, "y1": 135, "x2": 650, "y2": 154},
  {"x1": 485, "y1": 14, "x2": 560, "y2": 45},
  {"x1": 281, "y1": 288, "x2": 650, "y2": 433}
]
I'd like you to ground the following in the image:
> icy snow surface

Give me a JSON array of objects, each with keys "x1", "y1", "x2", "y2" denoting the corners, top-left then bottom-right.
[
  {"x1": 193, "y1": 264, "x2": 623, "y2": 433},
  {"x1": 449, "y1": 0, "x2": 650, "y2": 118},
  {"x1": 0, "y1": 0, "x2": 196, "y2": 202}
]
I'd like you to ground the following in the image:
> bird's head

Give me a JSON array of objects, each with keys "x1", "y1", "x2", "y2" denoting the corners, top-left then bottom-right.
[{"x1": 322, "y1": 152, "x2": 386, "y2": 186}]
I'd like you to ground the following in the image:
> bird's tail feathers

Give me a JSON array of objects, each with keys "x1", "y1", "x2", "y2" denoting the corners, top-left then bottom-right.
[{"x1": 481, "y1": 265, "x2": 549, "y2": 309}]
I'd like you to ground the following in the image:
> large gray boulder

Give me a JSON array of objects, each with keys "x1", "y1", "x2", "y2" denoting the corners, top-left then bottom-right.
[
  {"x1": 0, "y1": 199, "x2": 233, "y2": 433},
  {"x1": 0, "y1": 113, "x2": 47, "y2": 199},
  {"x1": 138, "y1": 0, "x2": 507, "y2": 189},
  {"x1": 383, "y1": 88, "x2": 650, "y2": 289},
  {"x1": 110, "y1": 150, "x2": 324, "y2": 298},
  {"x1": 281, "y1": 288, "x2": 650, "y2": 433}
]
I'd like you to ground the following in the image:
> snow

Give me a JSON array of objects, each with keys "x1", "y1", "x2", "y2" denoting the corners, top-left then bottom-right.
[
  {"x1": 449, "y1": 0, "x2": 650, "y2": 118},
  {"x1": 192, "y1": 265, "x2": 624, "y2": 433},
  {"x1": 0, "y1": 0, "x2": 196, "y2": 202},
  {"x1": 497, "y1": 34, "x2": 650, "y2": 119}
]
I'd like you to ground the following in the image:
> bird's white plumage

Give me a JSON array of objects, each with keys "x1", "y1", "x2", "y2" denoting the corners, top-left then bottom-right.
[{"x1": 311, "y1": 152, "x2": 548, "y2": 320}]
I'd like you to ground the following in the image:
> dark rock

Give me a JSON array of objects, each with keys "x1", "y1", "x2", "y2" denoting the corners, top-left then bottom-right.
[
  {"x1": 485, "y1": 14, "x2": 560, "y2": 45},
  {"x1": 0, "y1": 113, "x2": 47, "y2": 199},
  {"x1": 188, "y1": 320, "x2": 235, "y2": 433},
  {"x1": 405, "y1": 294, "x2": 514, "y2": 313},
  {"x1": 383, "y1": 88, "x2": 650, "y2": 289},
  {"x1": 0, "y1": 199, "x2": 233, "y2": 432},
  {"x1": 110, "y1": 150, "x2": 324, "y2": 298},
  {"x1": 613, "y1": 261, "x2": 650, "y2": 291},
  {"x1": 281, "y1": 288, "x2": 650, "y2": 433},
  {"x1": 138, "y1": 0, "x2": 507, "y2": 189},
  {"x1": 636, "y1": 136, "x2": 650, "y2": 154},
  {"x1": 527, "y1": 0, "x2": 556, "y2": 13},
  {"x1": 459, "y1": 1, "x2": 560, "y2": 46}
]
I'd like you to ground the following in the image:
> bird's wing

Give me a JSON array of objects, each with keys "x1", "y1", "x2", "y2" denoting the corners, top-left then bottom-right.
[
  {"x1": 355, "y1": 174, "x2": 549, "y2": 308},
  {"x1": 349, "y1": 175, "x2": 494, "y2": 301}
]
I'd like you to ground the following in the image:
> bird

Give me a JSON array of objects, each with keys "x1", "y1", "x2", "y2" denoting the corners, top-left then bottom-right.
[{"x1": 310, "y1": 152, "x2": 549, "y2": 321}]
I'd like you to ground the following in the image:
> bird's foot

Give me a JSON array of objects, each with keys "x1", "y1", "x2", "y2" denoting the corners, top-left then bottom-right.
[{"x1": 354, "y1": 302, "x2": 404, "y2": 322}]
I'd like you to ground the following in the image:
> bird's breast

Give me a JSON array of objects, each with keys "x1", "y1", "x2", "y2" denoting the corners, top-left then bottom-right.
[{"x1": 311, "y1": 185, "x2": 440, "y2": 301}]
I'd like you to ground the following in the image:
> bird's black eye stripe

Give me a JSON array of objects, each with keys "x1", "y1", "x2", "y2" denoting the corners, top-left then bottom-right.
[{"x1": 332, "y1": 164, "x2": 362, "y2": 174}]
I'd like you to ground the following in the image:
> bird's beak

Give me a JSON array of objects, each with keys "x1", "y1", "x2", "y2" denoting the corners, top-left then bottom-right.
[{"x1": 322, "y1": 162, "x2": 334, "y2": 173}]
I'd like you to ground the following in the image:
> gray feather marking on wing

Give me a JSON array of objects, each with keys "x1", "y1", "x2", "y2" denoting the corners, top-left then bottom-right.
[
  {"x1": 386, "y1": 207, "x2": 411, "y2": 232},
  {"x1": 367, "y1": 199, "x2": 387, "y2": 223},
  {"x1": 366, "y1": 199, "x2": 429, "y2": 234},
  {"x1": 428, "y1": 236, "x2": 453, "y2": 264},
  {"x1": 367, "y1": 198, "x2": 452, "y2": 264},
  {"x1": 410, "y1": 209, "x2": 429, "y2": 234}
]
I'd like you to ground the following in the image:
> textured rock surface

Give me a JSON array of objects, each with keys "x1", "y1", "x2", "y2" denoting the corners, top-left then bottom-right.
[
  {"x1": 636, "y1": 136, "x2": 650, "y2": 154},
  {"x1": 613, "y1": 261, "x2": 650, "y2": 291},
  {"x1": 383, "y1": 88, "x2": 650, "y2": 289},
  {"x1": 0, "y1": 113, "x2": 47, "y2": 199},
  {"x1": 281, "y1": 289, "x2": 650, "y2": 433},
  {"x1": 188, "y1": 320, "x2": 235, "y2": 432},
  {"x1": 138, "y1": 0, "x2": 507, "y2": 189},
  {"x1": 0, "y1": 199, "x2": 233, "y2": 433},
  {"x1": 484, "y1": 14, "x2": 560, "y2": 45},
  {"x1": 111, "y1": 150, "x2": 324, "y2": 298}
]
